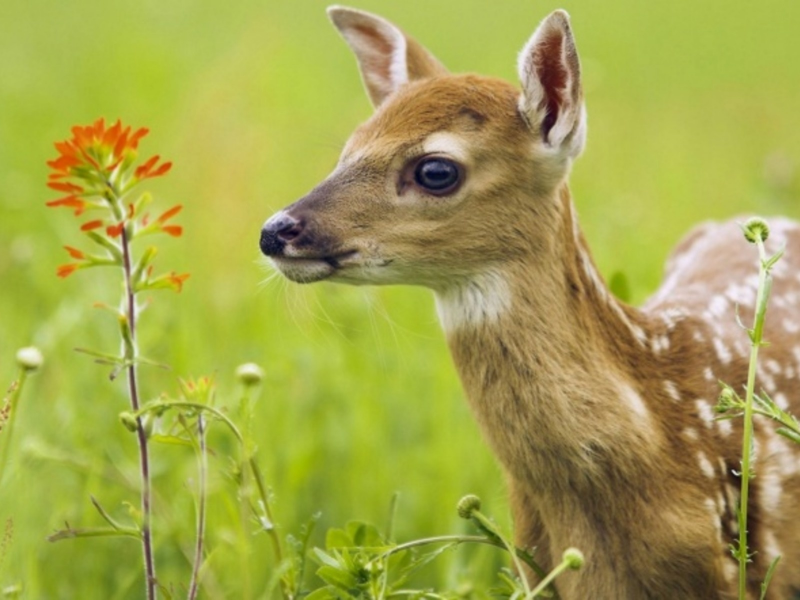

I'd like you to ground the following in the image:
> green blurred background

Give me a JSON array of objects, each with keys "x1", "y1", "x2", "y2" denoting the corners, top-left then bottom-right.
[{"x1": 1, "y1": 0, "x2": 798, "y2": 596}]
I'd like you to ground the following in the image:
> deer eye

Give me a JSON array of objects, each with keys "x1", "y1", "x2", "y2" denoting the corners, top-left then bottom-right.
[{"x1": 413, "y1": 157, "x2": 462, "y2": 195}]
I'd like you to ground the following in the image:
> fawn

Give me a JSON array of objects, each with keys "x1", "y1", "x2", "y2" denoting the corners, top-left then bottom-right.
[{"x1": 259, "y1": 6, "x2": 800, "y2": 598}]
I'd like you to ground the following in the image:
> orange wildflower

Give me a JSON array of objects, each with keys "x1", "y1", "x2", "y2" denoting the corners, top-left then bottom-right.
[
  {"x1": 167, "y1": 272, "x2": 190, "y2": 293},
  {"x1": 80, "y1": 220, "x2": 104, "y2": 232},
  {"x1": 161, "y1": 226, "x2": 183, "y2": 238},
  {"x1": 106, "y1": 223, "x2": 125, "y2": 238},
  {"x1": 46, "y1": 196, "x2": 88, "y2": 216},
  {"x1": 56, "y1": 263, "x2": 80, "y2": 278},
  {"x1": 45, "y1": 118, "x2": 171, "y2": 218},
  {"x1": 156, "y1": 205, "x2": 182, "y2": 224},
  {"x1": 64, "y1": 246, "x2": 85, "y2": 260}
]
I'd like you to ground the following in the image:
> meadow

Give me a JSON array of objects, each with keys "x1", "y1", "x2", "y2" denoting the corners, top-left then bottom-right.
[{"x1": 1, "y1": 0, "x2": 799, "y2": 597}]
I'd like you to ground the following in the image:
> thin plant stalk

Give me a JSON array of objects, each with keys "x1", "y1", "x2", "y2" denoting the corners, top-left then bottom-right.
[
  {"x1": 132, "y1": 399, "x2": 288, "y2": 599},
  {"x1": 188, "y1": 414, "x2": 207, "y2": 600},
  {"x1": 0, "y1": 369, "x2": 29, "y2": 483},
  {"x1": 120, "y1": 223, "x2": 157, "y2": 600},
  {"x1": 737, "y1": 234, "x2": 772, "y2": 597}
]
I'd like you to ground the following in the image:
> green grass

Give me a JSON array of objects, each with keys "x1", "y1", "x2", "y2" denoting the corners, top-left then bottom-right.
[{"x1": 1, "y1": 0, "x2": 799, "y2": 597}]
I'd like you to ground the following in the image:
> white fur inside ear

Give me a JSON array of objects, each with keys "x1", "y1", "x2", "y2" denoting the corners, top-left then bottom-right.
[
  {"x1": 328, "y1": 6, "x2": 409, "y2": 105},
  {"x1": 516, "y1": 10, "x2": 585, "y2": 157}
]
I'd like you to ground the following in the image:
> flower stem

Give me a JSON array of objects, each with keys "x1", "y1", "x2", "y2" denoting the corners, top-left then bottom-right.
[
  {"x1": 528, "y1": 556, "x2": 571, "y2": 599},
  {"x1": 0, "y1": 369, "x2": 28, "y2": 484},
  {"x1": 187, "y1": 415, "x2": 207, "y2": 600},
  {"x1": 121, "y1": 225, "x2": 157, "y2": 600},
  {"x1": 132, "y1": 399, "x2": 288, "y2": 599},
  {"x1": 737, "y1": 237, "x2": 771, "y2": 598}
]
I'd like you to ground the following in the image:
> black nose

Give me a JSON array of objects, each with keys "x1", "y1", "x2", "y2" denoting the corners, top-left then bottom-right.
[{"x1": 260, "y1": 212, "x2": 304, "y2": 256}]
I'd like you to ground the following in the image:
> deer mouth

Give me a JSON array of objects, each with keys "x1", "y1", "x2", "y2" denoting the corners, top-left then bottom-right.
[{"x1": 269, "y1": 250, "x2": 359, "y2": 283}]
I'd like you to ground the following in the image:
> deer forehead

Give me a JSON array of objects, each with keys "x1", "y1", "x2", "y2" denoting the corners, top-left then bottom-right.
[{"x1": 341, "y1": 74, "x2": 527, "y2": 165}]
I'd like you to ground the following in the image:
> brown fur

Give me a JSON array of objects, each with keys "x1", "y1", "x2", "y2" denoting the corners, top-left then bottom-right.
[{"x1": 262, "y1": 8, "x2": 800, "y2": 598}]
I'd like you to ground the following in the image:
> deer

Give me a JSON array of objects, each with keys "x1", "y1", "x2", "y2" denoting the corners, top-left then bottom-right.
[{"x1": 258, "y1": 6, "x2": 800, "y2": 599}]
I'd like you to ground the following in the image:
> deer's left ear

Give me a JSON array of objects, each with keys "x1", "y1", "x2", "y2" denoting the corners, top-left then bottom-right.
[
  {"x1": 518, "y1": 10, "x2": 586, "y2": 158},
  {"x1": 328, "y1": 6, "x2": 448, "y2": 108}
]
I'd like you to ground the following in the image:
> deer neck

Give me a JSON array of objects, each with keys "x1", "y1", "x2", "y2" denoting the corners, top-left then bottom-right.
[{"x1": 434, "y1": 184, "x2": 660, "y2": 492}]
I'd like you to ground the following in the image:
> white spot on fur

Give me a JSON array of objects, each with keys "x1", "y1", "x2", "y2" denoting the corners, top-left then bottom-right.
[
  {"x1": 713, "y1": 338, "x2": 733, "y2": 365},
  {"x1": 663, "y1": 380, "x2": 680, "y2": 401},
  {"x1": 703, "y1": 367, "x2": 715, "y2": 383},
  {"x1": 765, "y1": 429, "x2": 800, "y2": 477},
  {"x1": 696, "y1": 400, "x2": 714, "y2": 428},
  {"x1": 698, "y1": 452, "x2": 716, "y2": 479},
  {"x1": 435, "y1": 271, "x2": 512, "y2": 332},
  {"x1": 716, "y1": 417, "x2": 732, "y2": 437},
  {"x1": 724, "y1": 282, "x2": 757, "y2": 307},
  {"x1": 619, "y1": 382, "x2": 650, "y2": 423},
  {"x1": 763, "y1": 530, "x2": 782, "y2": 561},
  {"x1": 652, "y1": 334, "x2": 670, "y2": 354},
  {"x1": 683, "y1": 427, "x2": 699, "y2": 441},
  {"x1": 693, "y1": 330, "x2": 705, "y2": 343},
  {"x1": 774, "y1": 392, "x2": 789, "y2": 410},
  {"x1": 722, "y1": 560, "x2": 737, "y2": 583},
  {"x1": 708, "y1": 295, "x2": 728, "y2": 318},
  {"x1": 759, "y1": 468, "x2": 783, "y2": 515},
  {"x1": 785, "y1": 320, "x2": 800, "y2": 334},
  {"x1": 704, "y1": 496, "x2": 720, "y2": 531},
  {"x1": 757, "y1": 366, "x2": 776, "y2": 394},
  {"x1": 765, "y1": 359, "x2": 782, "y2": 375}
]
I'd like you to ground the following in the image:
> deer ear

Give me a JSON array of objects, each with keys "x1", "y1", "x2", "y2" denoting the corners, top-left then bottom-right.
[
  {"x1": 328, "y1": 6, "x2": 448, "y2": 108},
  {"x1": 517, "y1": 10, "x2": 586, "y2": 157}
]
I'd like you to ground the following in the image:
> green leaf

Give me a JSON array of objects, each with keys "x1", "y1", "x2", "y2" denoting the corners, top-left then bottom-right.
[
  {"x1": 760, "y1": 556, "x2": 781, "y2": 600},
  {"x1": 304, "y1": 586, "x2": 340, "y2": 600},
  {"x1": 326, "y1": 527, "x2": 354, "y2": 549},
  {"x1": 346, "y1": 521, "x2": 383, "y2": 547},
  {"x1": 762, "y1": 246, "x2": 785, "y2": 271},
  {"x1": 314, "y1": 548, "x2": 343, "y2": 570},
  {"x1": 776, "y1": 427, "x2": 800, "y2": 445},
  {"x1": 316, "y1": 565, "x2": 357, "y2": 592},
  {"x1": 149, "y1": 434, "x2": 193, "y2": 447}
]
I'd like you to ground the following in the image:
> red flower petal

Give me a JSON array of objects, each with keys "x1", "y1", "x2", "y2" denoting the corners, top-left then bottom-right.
[
  {"x1": 157, "y1": 205, "x2": 183, "y2": 224},
  {"x1": 135, "y1": 155, "x2": 160, "y2": 179},
  {"x1": 57, "y1": 263, "x2": 80, "y2": 278},
  {"x1": 129, "y1": 127, "x2": 149, "y2": 149},
  {"x1": 47, "y1": 155, "x2": 80, "y2": 172},
  {"x1": 167, "y1": 272, "x2": 190, "y2": 292},
  {"x1": 46, "y1": 195, "x2": 88, "y2": 215},
  {"x1": 102, "y1": 119, "x2": 122, "y2": 147},
  {"x1": 54, "y1": 141, "x2": 78, "y2": 159},
  {"x1": 64, "y1": 246, "x2": 85, "y2": 260},
  {"x1": 113, "y1": 126, "x2": 131, "y2": 159},
  {"x1": 106, "y1": 223, "x2": 125, "y2": 238},
  {"x1": 150, "y1": 161, "x2": 172, "y2": 177},
  {"x1": 92, "y1": 117, "x2": 105, "y2": 139},
  {"x1": 80, "y1": 220, "x2": 104, "y2": 232},
  {"x1": 162, "y1": 225, "x2": 183, "y2": 237},
  {"x1": 47, "y1": 181, "x2": 84, "y2": 193}
]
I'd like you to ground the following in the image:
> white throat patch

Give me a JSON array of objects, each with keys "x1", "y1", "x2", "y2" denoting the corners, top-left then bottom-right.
[{"x1": 435, "y1": 271, "x2": 512, "y2": 332}]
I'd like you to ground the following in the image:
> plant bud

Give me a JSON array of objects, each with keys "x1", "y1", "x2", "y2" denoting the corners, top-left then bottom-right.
[
  {"x1": 119, "y1": 411, "x2": 138, "y2": 432},
  {"x1": 16, "y1": 347, "x2": 43, "y2": 372},
  {"x1": 457, "y1": 494, "x2": 482, "y2": 519},
  {"x1": 236, "y1": 363, "x2": 264, "y2": 386},
  {"x1": 562, "y1": 547, "x2": 585, "y2": 570},
  {"x1": 743, "y1": 218, "x2": 770, "y2": 244}
]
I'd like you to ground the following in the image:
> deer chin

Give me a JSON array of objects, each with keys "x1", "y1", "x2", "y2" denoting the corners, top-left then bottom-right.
[{"x1": 270, "y1": 251, "x2": 359, "y2": 284}]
